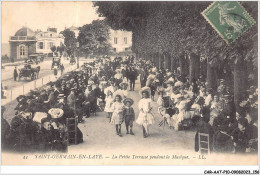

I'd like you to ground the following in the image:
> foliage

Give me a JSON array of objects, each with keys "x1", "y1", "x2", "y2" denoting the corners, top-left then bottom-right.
[
  {"x1": 57, "y1": 44, "x2": 65, "y2": 56},
  {"x1": 1, "y1": 54, "x2": 11, "y2": 63},
  {"x1": 50, "y1": 46, "x2": 57, "y2": 53},
  {"x1": 77, "y1": 20, "x2": 113, "y2": 56},
  {"x1": 60, "y1": 29, "x2": 77, "y2": 57},
  {"x1": 94, "y1": 2, "x2": 257, "y2": 68}
]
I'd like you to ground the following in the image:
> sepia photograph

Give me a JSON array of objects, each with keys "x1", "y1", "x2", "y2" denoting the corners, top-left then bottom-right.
[{"x1": 1, "y1": 1, "x2": 258, "y2": 167}]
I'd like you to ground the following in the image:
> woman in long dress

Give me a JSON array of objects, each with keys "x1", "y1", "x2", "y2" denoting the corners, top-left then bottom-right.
[
  {"x1": 136, "y1": 88, "x2": 154, "y2": 138},
  {"x1": 110, "y1": 94, "x2": 125, "y2": 137}
]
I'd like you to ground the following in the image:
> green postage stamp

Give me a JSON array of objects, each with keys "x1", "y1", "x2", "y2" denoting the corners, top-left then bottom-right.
[{"x1": 202, "y1": 1, "x2": 256, "y2": 44}]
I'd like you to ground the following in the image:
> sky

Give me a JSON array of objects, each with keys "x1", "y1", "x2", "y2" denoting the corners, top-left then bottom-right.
[{"x1": 1, "y1": 1, "x2": 101, "y2": 43}]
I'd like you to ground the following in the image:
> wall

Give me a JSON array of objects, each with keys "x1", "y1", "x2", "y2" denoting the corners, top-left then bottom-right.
[{"x1": 109, "y1": 29, "x2": 132, "y2": 53}]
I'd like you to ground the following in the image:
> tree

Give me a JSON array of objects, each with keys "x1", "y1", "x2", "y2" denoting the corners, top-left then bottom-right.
[
  {"x1": 60, "y1": 29, "x2": 77, "y2": 57},
  {"x1": 94, "y1": 1, "x2": 258, "y2": 115},
  {"x1": 77, "y1": 20, "x2": 113, "y2": 57},
  {"x1": 51, "y1": 45, "x2": 56, "y2": 53},
  {"x1": 57, "y1": 44, "x2": 65, "y2": 56}
]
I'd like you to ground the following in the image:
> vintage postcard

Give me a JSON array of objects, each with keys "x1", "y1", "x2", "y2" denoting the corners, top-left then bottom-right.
[{"x1": 1, "y1": 1, "x2": 258, "y2": 167}]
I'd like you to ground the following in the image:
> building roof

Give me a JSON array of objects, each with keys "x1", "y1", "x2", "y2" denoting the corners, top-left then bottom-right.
[
  {"x1": 68, "y1": 26, "x2": 79, "y2": 31},
  {"x1": 15, "y1": 27, "x2": 35, "y2": 37}
]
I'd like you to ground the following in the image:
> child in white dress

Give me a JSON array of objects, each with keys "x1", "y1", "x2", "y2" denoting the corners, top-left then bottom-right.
[
  {"x1": 136, "y1": 88, "x2": 154, "y2": 138},
  {"x1": 110, "y1": 94, "x2": 125, "y2": 137},
  {"x1": 104, "y1": 90, "x2": 114, "y2": 122}
]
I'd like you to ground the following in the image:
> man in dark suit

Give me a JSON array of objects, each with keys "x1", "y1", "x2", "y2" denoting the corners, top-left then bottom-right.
[
  {"x1": 84, "y1": 85, "x2": 97, "y2": 117},
  {"x1": 14, "y1": 67, "x2": 18, "y2": 81},
  {"x1": 128, "y1": 67, "x2": 138, "y2": 91}
]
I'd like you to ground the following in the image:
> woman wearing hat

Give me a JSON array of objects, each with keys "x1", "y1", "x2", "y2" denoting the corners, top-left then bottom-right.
[
  {"x1": 110, "y1": 94, "x2": 125, "y2": 137},
  {"x1": 136, "y1": 87, "x2": 154, "y2": 138},
  {"x1": 114, "y1": 69, "x2": 123, "y2": 87}
]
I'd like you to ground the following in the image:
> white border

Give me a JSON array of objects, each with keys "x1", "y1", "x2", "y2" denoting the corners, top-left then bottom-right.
[{"x1": 1, "y1": 0, "x2": 259, "y2": 174}]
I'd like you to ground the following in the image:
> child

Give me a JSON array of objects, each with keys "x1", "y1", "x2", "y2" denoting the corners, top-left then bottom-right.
[
  {"x1": 158, "y1": 107, "x2": 174, "y2": 128},
  {"x1": 110, "y1": 94, "x2": 125, "y2": 137},
  {"x1": 104, "y1": 90, "x2": 114, "y2": 122},
  {"x1": 136, "y1": 87, "x2": 154, "y2": 138},
  {"x1": 123, "y1": 98, "x2": 135, "y2": 135}
]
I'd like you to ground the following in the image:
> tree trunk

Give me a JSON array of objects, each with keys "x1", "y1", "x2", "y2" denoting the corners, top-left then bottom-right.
[
  {"x1": 189, "y1": 52, "x2": 200, "y2": 83},
  {"x1": 179, "y1": 55, "x2": 184, "y2": 78},
  {"x1": 159, "y1": 52, "x2": 161, "y2": 68},
  {"x1": 170, "y1": 55, "x2": 174, "y2": 72},
  {"x1": 234, "y1": 58, "x2": 247, "y2": 112},
  {"x1": 206, "y1": 58, "x2": 217, "y2": 92},
  {"x1": 167, "y1": 54, "x2": 171, "y2": 71}
]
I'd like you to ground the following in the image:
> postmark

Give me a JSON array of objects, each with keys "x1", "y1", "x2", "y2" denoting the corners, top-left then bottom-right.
[{"x1": 202, "y1": 1, "x2": 256, "y2": 44}]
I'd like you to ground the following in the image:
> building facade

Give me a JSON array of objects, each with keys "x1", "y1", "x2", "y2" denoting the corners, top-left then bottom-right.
[
  {"x1": 9, "y1": 27, "x2": 37, "y2": 60},
  {"x1": 9, "y1": 27, "x2": 64, "y2": 60},
  {"x1": 35, "y1": 28, "x2": 64, "y2": 54},
  {"x1": 109, "y1": 29, "x2": 132, "y2": 53}
]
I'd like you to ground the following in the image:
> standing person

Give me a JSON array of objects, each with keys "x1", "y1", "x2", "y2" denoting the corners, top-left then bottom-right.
[
  {"x1": 128, "y1": 67, "x2": 138, "y2": 91},
  {"x1": 140, "y1": 68, "x2": 148, "y2": 88},
  {"x1": 53, "y1": 63, "x2": 58, "y2": 78},
  {"x1": 104, "y1": 89, "x2": 114, "y2": 121},
  {"x1": 110, "y1": 94, "x2": 124, "y2": 137},
  {"x1": 60, "y1": 64, "x2": 64, "y2": 75},
  {"x1": 84, "y1": 84, "x2": 96, "y2": 117},
  {"x1": 136, "y1": 87, "x2": 154, "y2": 138},
  {"x1": 123, "y1": 98, "x2": 135, "y2": 135},
  {"x1": 14, "y1": 67, "x2": 18, "y2": 81},
  {"x1": 67, "y1": 89, "x2": 76, "y2": 114},
  {"x1": 130, "y1": 55, "x2": 135, "y2": 63}
]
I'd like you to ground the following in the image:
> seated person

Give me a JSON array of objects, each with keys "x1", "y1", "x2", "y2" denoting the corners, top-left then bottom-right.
[
  {"x1": 231, "y1": 118, "x2": 250, "y2": 153},
  {"x1": 194, "y1": 115, "x2": 214, "y2": 152},
  {"x1": 212, "y1": 113, "x2": 234, "y2": 153}
]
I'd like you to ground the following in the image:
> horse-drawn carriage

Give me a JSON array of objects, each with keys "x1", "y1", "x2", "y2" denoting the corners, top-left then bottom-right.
[
  {"x1": 52, "y1": 57, "x2": 61, "y2": 69},
  {"x1": 25, "y1": 54, "x2": 45, "y2": 65},
  {"x1": 18, "y1": 64, "x2": 40, "y2": 81}
]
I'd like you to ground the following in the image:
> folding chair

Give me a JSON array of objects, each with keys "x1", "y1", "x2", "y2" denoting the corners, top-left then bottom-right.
[
  {"x1": 66, "y1": 116, "x2": 78, "y2": 145},
  {"x1": 198, "y1": 132, "x2": 210, "y2": 154}
]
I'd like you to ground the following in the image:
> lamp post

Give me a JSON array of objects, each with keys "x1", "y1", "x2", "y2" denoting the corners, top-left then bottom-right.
[{"x1": 76, "y1": 42, "x2": 79, "y2": 69}]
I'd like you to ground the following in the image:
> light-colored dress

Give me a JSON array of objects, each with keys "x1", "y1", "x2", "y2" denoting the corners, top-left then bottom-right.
[
  {"x1": 136, "y1": 98, "x2": 154, "y2": 125},
  {"x1": 104, "y1": 96, "x2": 114, "y2": 113},
  {"x1": 110, "y1": 102, "x2": 124, "y2": 125},
  {"x1": 172, "y1": 100, "x2": 192, "y2": 131}
]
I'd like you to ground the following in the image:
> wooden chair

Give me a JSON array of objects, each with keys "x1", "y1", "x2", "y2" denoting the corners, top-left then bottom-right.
[
  {"x1": 66, "y1": 116, "x2": 78, "y2": 145},
  {"x1": 198, "y1": 132, "x2": 210, "y2": 154}
]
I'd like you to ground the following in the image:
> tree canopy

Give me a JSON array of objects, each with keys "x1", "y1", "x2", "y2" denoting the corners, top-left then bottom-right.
[
  {"x1": 60, "y1": 29, "x2": 77, "y2": 57},
  {"x1": 77, "y1": 20, "x2": 113, "y2": 57},
  {"x1": 94, "y1": 2, "x2": 257, "y2": 68}
]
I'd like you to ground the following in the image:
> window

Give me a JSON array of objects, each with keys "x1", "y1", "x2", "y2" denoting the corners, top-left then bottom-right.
[
  {"x1": 50, "y1": 34, "x2": 52, "y2": 37},
  {"x1": 49, "y1": 42, "x2": 54, "y2": 48},
  {"x1": 124, "y1": 37, "x2": 127, "y2": 44},
  {"x1": 20, "y1": 46, "x2": 25, "y2": 57},
  {"x1": 114, "y1": 37, "x2": 118, "y2": 44},
  {"x1": 40, "y1": 34, "x2": 43, "y2": 37},
  {"x1": 39, "y1": 42, "x2": 44, "y2": 49},
  {"x1": 113, "y1": 48, "x2": 117, "y2": 52},
  {"x1": 125, "y1": 48, "x2": 129, "y2": 51}
]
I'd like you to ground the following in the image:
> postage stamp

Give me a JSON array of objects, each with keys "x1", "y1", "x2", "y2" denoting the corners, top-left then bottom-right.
[{"x1": 202, "y1": 1, "x2": 256, "y2": 44}]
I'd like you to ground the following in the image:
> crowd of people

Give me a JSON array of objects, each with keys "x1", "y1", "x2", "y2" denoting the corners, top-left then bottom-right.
[
  {"x1": 136, "y1": 59, "x2": 258, "y2": 154},
  {"x1": 1, "y1": 54, "x2": 258, "y2": 154}
]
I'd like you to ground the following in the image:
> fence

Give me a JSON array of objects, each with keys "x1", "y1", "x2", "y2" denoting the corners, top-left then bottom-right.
[{"x1": 2, "y1": 65, "x2": 77, "y2": 106}]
